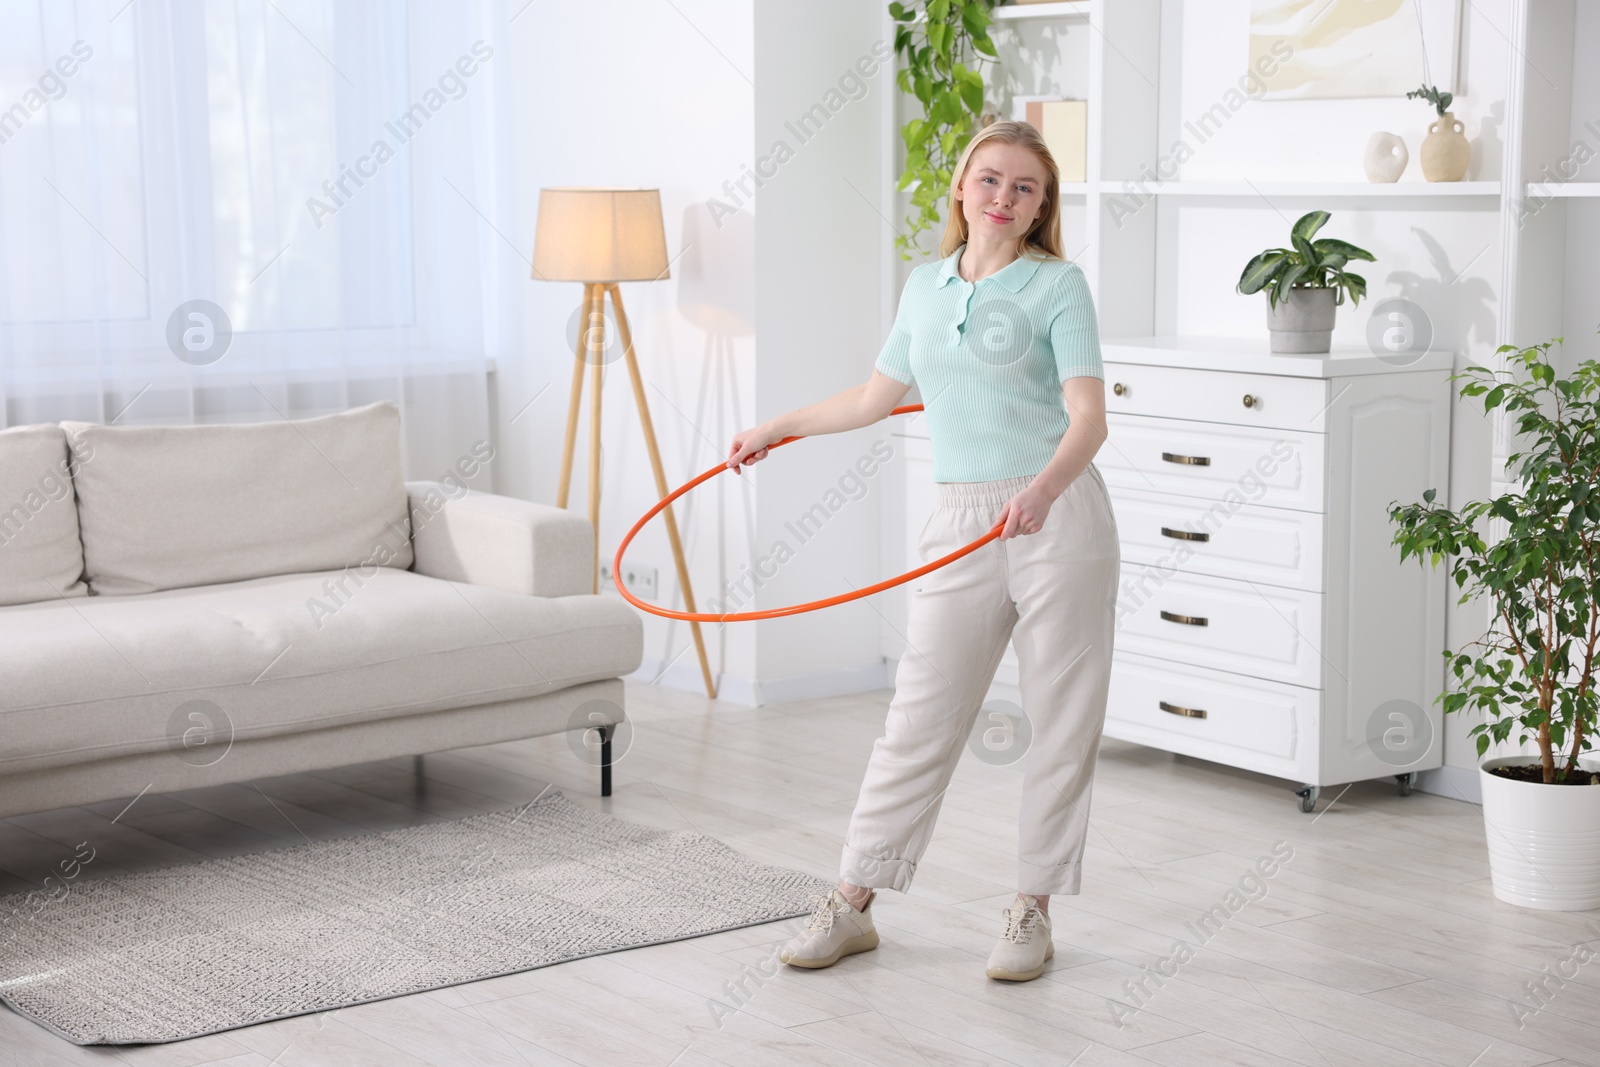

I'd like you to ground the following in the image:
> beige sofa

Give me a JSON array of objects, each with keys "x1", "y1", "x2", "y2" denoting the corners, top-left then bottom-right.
[{"x1": 0, "y1": 401, "x2": 641, "y2": 819}]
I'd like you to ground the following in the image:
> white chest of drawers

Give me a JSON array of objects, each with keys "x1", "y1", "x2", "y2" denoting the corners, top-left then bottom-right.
[{"x1": 881, "y1": 337, "x2": 1453, "y2": 810}]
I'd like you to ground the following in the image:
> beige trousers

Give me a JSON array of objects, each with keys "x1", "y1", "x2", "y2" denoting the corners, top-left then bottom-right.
[{"x1": 840, "y1": 464, "x2": 1120, "y2": 896}]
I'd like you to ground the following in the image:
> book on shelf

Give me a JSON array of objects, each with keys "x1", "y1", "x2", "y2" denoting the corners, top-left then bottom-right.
[{"x1": 1021, "y1": 98, "x2": 1087, "y2": 184}]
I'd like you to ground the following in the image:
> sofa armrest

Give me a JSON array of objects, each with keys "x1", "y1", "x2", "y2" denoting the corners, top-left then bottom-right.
[{"x1": 406, "y1": 481, "x2": 593, "y2": 597}]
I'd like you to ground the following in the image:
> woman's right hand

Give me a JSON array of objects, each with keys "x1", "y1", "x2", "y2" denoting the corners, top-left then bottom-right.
[{"x1": 726, "y1": 423, "x2": 780, "y2": 475}]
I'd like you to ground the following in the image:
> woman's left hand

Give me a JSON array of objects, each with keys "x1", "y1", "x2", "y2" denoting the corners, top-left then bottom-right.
[{"x1": 995, "y1": 482, "x2": 1058, "y2": 540}]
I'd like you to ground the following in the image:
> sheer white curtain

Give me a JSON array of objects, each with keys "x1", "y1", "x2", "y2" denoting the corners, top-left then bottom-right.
[{"x1": 0, "y1": 0, "x2": 516, "y2": 483}]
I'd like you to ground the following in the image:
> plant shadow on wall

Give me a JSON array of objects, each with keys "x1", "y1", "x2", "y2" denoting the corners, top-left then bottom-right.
[{"x1": 1385, "y1": 227, "x2": 1498, "y2": 357}]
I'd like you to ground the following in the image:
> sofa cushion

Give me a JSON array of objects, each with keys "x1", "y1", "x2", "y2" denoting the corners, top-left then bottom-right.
[
  {"x1": 0, "y1": 424, "x2": 88, "y2": 606},
  {"x1": 0, "y1": 568, "x2": 642, "y2": 776},
  {"x1": 62, "y1": 401, "x2": 412, "y2": 596}
]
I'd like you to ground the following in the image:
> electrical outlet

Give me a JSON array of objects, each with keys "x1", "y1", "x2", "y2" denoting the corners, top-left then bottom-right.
[
  {"x1": 599, "y1": 562, "x2": 613, "y2": 586},
  {"x1": 621, "y1": 562, "x2": 657, "y2": 600}
]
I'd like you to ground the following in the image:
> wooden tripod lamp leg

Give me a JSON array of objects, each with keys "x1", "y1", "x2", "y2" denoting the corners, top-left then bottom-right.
[
  {"x1": 587, "y1": 292, "x2": 604, "y2": 595},
  {"x1": 606, "y1": 284, "x2": 718, "y2": 700},
  {"x1": 556, "y1": 283, "x2": 596, "y2": 511}
]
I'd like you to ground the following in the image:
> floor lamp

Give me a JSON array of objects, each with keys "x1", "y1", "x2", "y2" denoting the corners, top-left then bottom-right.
[{"x1": 532, "y1": 187, "x2": 716, "y2": 699}]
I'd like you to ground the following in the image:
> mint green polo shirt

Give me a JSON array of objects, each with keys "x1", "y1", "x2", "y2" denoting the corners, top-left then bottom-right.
[{"x1": 874, "y1": 243, "x2": 1103, "y2": 483}]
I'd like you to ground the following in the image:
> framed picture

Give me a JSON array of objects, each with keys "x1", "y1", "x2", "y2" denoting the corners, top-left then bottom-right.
[{"x1": 1249, "y1": 0, "x2": 1462, "y2": 101}]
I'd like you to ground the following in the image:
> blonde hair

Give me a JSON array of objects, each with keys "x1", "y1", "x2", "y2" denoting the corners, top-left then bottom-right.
[{"x1": 938, "y1": 120, "x2": 1064, "y2": 261}]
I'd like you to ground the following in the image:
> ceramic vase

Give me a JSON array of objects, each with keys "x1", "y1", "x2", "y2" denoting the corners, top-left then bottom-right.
[
  {"x1": 1480, "y1": 755, "x2": 1600, "y2": 910},
  {"x1": 1363, "y1": 131, "x2": 1408, "y2": 182},
  {"x1": 1421, "y1": 112, "x2": 1469, "y2": 182}
]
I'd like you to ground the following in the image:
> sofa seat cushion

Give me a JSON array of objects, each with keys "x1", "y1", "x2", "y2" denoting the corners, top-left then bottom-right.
[{"x1": 0, "y1": 568, "x2": 642, "y2": 776}]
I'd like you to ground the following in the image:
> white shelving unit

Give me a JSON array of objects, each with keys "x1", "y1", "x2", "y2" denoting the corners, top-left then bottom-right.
[
  {"x1": 876, "y1": 0, "x2": 1594, "y2": 805},
  {"x1": 1148, "y1": 181, "x2": 1502, "y2": 198},
  {"x1": 991, "y1": 1, "x2": 1090, "y2": 22}
]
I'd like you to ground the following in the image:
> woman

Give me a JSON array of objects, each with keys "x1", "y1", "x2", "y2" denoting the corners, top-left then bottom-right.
[{"x1": 724, "y1": 120, "x2": 1119, "y2": 983}]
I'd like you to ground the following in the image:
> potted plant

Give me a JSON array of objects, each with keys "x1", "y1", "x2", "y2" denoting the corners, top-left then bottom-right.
[
  {"x1": 1408, "y1": 83, "x2": 1469, "y2": 182},
  {"x1": 1235, "y1": 210, "x2": 1373, "y2": 354},
  {"x1": 1389, "y1": 336, "x2": 1600, "y2": 910}
]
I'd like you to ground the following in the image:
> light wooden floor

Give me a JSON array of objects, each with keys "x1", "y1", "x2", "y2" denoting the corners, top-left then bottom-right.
[{"x1": 3, "y1": 680, "x2": 1599, "y2": 1067}]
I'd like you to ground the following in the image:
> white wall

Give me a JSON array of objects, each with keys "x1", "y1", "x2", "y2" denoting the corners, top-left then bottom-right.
[
  {"x1": 500, "y1": 1, "x2": 891, "y2": 705},
  {"x1": 748, "y1": 2, "x2": 895, "y2": 699},
  {"x1": 500, "y1": 0, "x2": 760, "y2": 697}
]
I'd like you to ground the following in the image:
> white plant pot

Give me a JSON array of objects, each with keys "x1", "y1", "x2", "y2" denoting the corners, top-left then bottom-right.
[
  {"x1": 1265, "y1": 287, "x2": 1337, "y2": 354},
  {"x1": 1480, "y1": 755, "x2": 1600, "y2": 910}
]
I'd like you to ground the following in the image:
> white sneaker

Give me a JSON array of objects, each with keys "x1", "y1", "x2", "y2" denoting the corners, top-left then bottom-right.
[
  {"x1": 779, "y1": 889, "x2": 880, "y2": 969},
  {"x1": 985, "y1": 894, "x2": 1054, "y2": 981}
]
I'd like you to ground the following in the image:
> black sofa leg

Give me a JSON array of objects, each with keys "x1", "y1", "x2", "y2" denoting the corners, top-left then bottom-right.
[{"x1": 598, "y1": 725, "x2": 612, "y2": 798}]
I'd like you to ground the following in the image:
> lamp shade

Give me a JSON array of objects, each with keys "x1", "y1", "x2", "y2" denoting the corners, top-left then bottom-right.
[{"x1": 532, "y1": 187, "x2": 669, "y2": 283}]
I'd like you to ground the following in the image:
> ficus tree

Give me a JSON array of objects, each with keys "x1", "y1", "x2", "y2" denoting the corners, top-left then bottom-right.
[{"x1": 1389, "y1": 336, "x2": 1600, "y2": 783}]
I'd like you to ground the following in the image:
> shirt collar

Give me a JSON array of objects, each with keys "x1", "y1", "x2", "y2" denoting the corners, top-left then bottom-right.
[{"x1": 934, "y1": 243, "x2": 1044, "y2": 293}]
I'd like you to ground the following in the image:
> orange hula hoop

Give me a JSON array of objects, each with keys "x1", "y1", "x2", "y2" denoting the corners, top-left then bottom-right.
[{"x1": 612, "y1": 403, "x2": 1006, "y2": 623}]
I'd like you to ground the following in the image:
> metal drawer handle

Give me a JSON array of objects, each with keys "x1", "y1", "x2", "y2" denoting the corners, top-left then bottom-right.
[
  {"x1": 1160, "y1": 700, "x2": 1207, "y2": 719},
  {"x1": 1161, "y1": 451, "x2": 1211, "y2": 466},
  {"x1": 1159, "y1": 610, "x2": 1208, "y2": 626},
  {"x1": 1243, "y1": 393, "x2": 1257, "y2": 409},
  {"x1": 1113, "y1": 382, "x2": 1127, "y2": 396},
  {"x1": 1160, "y1": 526, "x2": 1209, "y2": 542}
]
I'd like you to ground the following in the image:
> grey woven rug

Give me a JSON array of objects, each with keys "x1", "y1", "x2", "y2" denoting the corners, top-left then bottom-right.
[{"x1": 0, "y1": 792, "x2": 832, "y2": 1045}]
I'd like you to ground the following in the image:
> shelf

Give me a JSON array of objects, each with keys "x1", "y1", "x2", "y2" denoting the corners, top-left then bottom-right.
[
  {"x1": 1525, "y1": 182, "x2": 1600, "y2": 198},
  {"x1": 1147, "y1": 181, "x2": 1501, "y2": 198},
  {"x1": 993, "y1": 2, "x2": 1092, "y2": 22}
]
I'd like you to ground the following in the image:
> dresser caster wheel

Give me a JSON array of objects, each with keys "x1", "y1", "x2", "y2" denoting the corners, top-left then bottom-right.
[
  {"x1": 1295, "y1": 785, "x2": 1319, "y2": 813},
  {"x1": 1396, "y1": 772, "x2": 1416, "y2": 797}
]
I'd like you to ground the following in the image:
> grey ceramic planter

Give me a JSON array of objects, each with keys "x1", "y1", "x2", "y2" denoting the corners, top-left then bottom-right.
[{"x1": 1266, "y1": 287, "x2": 1337, "y2": 354}]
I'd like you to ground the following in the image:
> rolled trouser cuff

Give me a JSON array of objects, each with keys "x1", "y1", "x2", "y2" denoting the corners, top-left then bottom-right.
[
  {"x1": 1018, "y1": 859, "x2": 1082, "y2": 896},
  {"x1": 840, "y1": 844, "x2": 916, "y2": 892}
]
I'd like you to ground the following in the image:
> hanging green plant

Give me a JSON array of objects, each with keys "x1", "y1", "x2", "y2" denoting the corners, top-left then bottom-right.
[{"x1": 888, "y1": 0, "x2": 1001, "y2": 259}]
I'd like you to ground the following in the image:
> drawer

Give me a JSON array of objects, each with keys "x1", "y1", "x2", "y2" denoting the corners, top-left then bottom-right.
[
  {"x1": 1104, "y1": 362, "x2": 1330, "y2": 432},
  {"x1": 1109, "y1": 486, "x2": 1325, "y2": 592},
  {"x1": 1114, "y1": 564, "x2": 1324, "y2": 688},
  {"x1": 1105, "y1": 651, "x2": 1312, "y2": 764},
  {"x1": 1100, "y1": 413, "x2": 1325, "y2": 513}
]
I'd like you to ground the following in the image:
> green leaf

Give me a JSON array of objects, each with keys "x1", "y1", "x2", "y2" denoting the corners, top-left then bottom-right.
[
  {"x1": 1292, "y1": 210, "x2": 1330, "y2": 243},
  {"x1": 1274, "y1": 262, "x2": 1309, "y2": 305},
  {"x1": 1292, "y1": 234, "x2": 1318, "y2": 273},
  {"x1": 1423, "y1": 488, "x2": 1437, "y2": 503},
  {"x1": 958, "y1": 74, "x2": 984, "y2": 113},
  {"x1": 1312, "y1": 238, "x2": 1376, "y2": 262},
  {"x1": 1237, "y1": 251, "x2": 1289, "y2": 295},
  {"x1": 1340, "y1": 272, "x2": 1367, "y2": 306}
]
